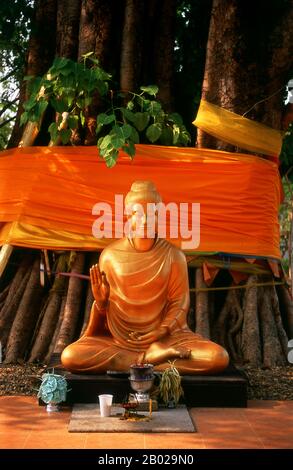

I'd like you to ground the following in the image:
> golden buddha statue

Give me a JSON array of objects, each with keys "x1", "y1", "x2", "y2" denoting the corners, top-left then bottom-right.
[{"x1": 61, "y1": 181, "x2": 229, "y2": 374}]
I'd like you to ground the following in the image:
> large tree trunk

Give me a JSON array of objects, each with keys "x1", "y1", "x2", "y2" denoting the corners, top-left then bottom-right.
[
  {"x1": 241, "y1": 275, "x2": 262, "y2": 365},
  {"x1": 56, "y1": 0, "x2": 81, "y2": 60},
  {"x1": 195, "y1": 268, "x2": 210, "y2": 338},
  {"x1": 4, "y1": 256, "x2": 45, "y2": 363},
  {"x1": 78, "y1": 0, "x2": 124, "y2": 144},
  {"x1": 152, "y1": 0, "x2": 176, "y2": 110},
  {"x1": 120, "y1": 0, "x2": 145, "y2": 93},
  {"x1": 28, "y1": 254, "x2": 70, "y2": 362},
  {"x1": 8, "y1": 0, "x2": 57, "y2": 148},
  {"x1": 197, "y1": 0, "x2": 293, "y2": 148},
  {"x1": 0, "y1": 255, "x2": 34, "y2": 349},
  {"x1": 195, "y1": 0, "x2": 292, "y2": 365},
  {"x1": 55, "y1": 252, "x2": 86, "y2": 353}
]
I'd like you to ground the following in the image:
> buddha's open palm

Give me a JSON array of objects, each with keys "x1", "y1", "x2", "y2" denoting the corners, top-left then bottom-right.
[{"x1": 90, "y1": 264, "x2": 110, "y2": 309}]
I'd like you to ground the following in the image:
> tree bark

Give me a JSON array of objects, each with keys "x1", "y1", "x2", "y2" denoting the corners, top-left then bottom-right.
[
  {"x1": 4, "y1": 256, "x2": 44, "y2": 363},
  {"x1": 55, "y1": 252, "x2": 86, "y2": 353},
  {"x1": 29, "y1": 254, "x2": 69, "y2": 362},
  {"x1": 197, "y1": 0, "x2": 293, "y2": 148},
  {"x1": 43, "y1": 287, "x2": 68, "y2": 363},
  {"x1": 120, "y1": 0, "x2": 145, "y2": 93},
  {"x1": 56, "y1": 0, "x2": 81, "y2": 60},
  {"x1": 241, "y1": 275, "x2": 261, "y2": 365},
  {"x1": 270, "y1": 285, "x2": 289, "y2": 358},
  {"x1": 262, "y1": 4, "x2": 293, "y2": 128},
  {"x1": 0, "y1": 255, "x2": 34, "y2": 349},
  {"x1": 276, "y1": 284, "x2": 293, "y2": 339},
  {"x1": 152, "y1": 0, "x2": 176, "y2": 110},
  {"x1": 78, "y1": 0, "x2": 123, "y2": 144},
  {"x1": 8, "y1": 0, "x2": 57, "y2": 148},
  {"x1": 258, "y1": 285, "x2": 286, "y2": 367},
  {"x1": 195, "y1": 267, "x2": 210, "y2": 338}
]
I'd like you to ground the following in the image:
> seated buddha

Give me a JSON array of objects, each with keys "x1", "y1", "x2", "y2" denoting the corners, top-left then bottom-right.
[{"x1": 61, "y1": 181, "x2": 229, "y2": 374}]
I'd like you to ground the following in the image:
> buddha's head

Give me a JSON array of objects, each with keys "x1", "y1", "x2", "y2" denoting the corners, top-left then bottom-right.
[{"x1": 125, "y1": 181, "x2": 162, "y2": 248}]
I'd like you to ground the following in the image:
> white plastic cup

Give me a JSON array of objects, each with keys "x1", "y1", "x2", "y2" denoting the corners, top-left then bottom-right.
[{"x1": 98, "y1": 394, "x2": 113, "y2": 417}]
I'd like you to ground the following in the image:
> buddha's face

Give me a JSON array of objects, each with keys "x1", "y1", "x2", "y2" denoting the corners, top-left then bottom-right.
[
  {"x1": 128, "y1": 202, "x2": 158, "y2": 243},
  {"x1": 127, "y1": 202, "x2": 158, "y2": 251}
]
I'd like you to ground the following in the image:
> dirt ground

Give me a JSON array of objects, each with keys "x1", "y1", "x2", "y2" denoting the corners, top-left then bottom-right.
[{"x1": 0, "y1": 364, "x2": 292, "y2": 400}]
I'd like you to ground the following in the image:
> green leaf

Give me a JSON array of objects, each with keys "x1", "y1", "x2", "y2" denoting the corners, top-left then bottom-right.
[
  {"x1": 48, "y1": 122, "x2": 58, "y2": 143},
  {"x1": 88, "y1": 57, "x2": 100, "y2": 66},
  {"x1": 111, "y1": 136, "x2": 125, "y2": 150},
  {"x1": 155, "y1": 110, "x2": 166, "y2": 124},
  {"x1": 97, "y1": 113, "x2": 108, "y2": 125},
  {"x1": 104, "y1": 149, "x2": 119, "y2": 168},
  {"x1": 100, "y1": 135, "x2": 112, "y2": 149},
  {"x1": 130, "y1": 126, "x2": 140, "y2": 144},
  {"x1": 96, "y1": 80, "x2": 108, "y2": 96},
  {"x1": 172, "y1": 124, "x2": 180, "y2": 145},
  {"x1": 104, "y1": 114, "x2": 115, "y2": 124},
  {"x1": 59, "y1": 65, "x2": 73, "y2": 76},
  {"x1": 50, "y1": 97, "x2": 68, "y2": 114},
  {"x1": 96, "y1": 123, "x2": 103, "y2": 135},
  {"x1": 80, "y1": 111, "x2": 85, "y2": 126},
  {"x1": 84, "y1": 96, "x2": 92, "y2": 107},
  {"x1": 67, "y1": 115, "x2": 79, "y2": 130},
  {"x1": 65, "y1": 92, "x2": 75, "y2": 108},
  {"x1": 23, "y1": 75, "x2": 34, "y2": 81},
  {"x1": 38, "y1": 99, "x2": 48, "y2": 116},
  {"x1": 133, "y1": 112, "x2": 150, "y2": 131},
  {"x1": 97, "y1": 113, "x2": 115, "y2": 125},
  {"x1": 121, "y1": 108, "x2": 135, "y2": 122},
  {"x1": 140, "y1": 85, "x2": 159, "y2": 96},
  {"x1": 28, "y1": 76, "x2": 42, "y2": 95},
  {"x1": 168, "y1": 112, "x2": 183, "y2": 126},
  {"x1": 23, "y1": 96, "x2": 36, "y2": 112},
  {"x1": 20, "y1": 112, "x2": 28, "y2": 126},
  {"x1": 52, "y1": 57, "x2": 71, "y2": 70},
  {"x1": 148, "y1": 100, "x2": 162, "y2": 117},
  {"x1": 76, "y1": 97, "x2": 86, "y2": 109},
  {"x1": 60, "y1": 128, "x2": 71, "y2": 144},
  {"x1": 97, "y1": 137, "x2": 104, "y2": 148},
  {"x1": 146, "y1": 123, "x2": 162, "y2": 143},
  {"x1": 82, "y1": 51, "x2": 94, "y2": 59},
  {"x1": 178, "y1": 130, "x2": 191, "y2": 146},
  {"x1": 123, "y1": 141, "x2": 136, "y2": 158},
  {"x1": 159, "y1": 126, "x2": 173, "y2": 146},
  {"x1": 121, "y1": 124, "x2": 132, "y2": 139},
  {"x1": 126, "y1": 100, "x2": 134, "y2": 111}
]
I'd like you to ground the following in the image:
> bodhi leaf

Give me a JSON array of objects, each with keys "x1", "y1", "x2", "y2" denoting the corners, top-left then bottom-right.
[
  {"x1": 140, "y1": 85, "x2": 159, "y2": 96},
  {"x1": 133, "y1": 112, "x2": 150, "y2": 131},
  {"x1": 146, "y1": 123, "x2": 162, "y2": 143}
]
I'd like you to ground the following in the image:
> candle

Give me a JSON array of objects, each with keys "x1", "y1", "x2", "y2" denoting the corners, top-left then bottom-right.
[{"x1": 149, "y1": 398, "x2": 152, "y2": 417}]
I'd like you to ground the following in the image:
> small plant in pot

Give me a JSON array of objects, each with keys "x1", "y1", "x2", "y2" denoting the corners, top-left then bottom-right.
[
  {"x1": 37, "y1": 369, "x2": 69, "y2": 412},
  {"x1": 158, "y1": 361, "x2": 184, "y2": 408}
]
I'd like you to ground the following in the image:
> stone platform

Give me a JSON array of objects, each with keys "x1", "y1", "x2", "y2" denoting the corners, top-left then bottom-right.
[{"x1": 48, "y1": 355, "x2": 247, "y2": 408}]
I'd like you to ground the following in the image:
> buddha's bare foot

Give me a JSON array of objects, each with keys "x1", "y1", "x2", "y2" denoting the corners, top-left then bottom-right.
[{"x1": 144, "y1": 343, "x2": 191, "y2": 364}]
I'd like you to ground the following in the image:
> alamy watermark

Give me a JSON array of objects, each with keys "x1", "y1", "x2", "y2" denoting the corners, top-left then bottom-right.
[{"x1": 92, "y1": 195, "x2": 200, "y2": 250}]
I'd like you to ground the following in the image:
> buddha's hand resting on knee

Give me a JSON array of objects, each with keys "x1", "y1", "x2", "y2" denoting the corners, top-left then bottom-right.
[
  {"x1": 127, "y1": 326, "x2": 168, "y2": 346},
  {"x1": 90, "y1": 264, "x2": 110, "y2": 310}
]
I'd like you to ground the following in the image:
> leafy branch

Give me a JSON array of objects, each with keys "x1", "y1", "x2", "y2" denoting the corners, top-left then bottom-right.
[{"x1": 20, "y1": 53, "x2": 190, "y2": 167}]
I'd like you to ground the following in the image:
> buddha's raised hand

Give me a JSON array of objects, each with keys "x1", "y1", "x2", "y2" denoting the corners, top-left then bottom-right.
[{"x1": 90, "y1": 264, "x2": 110, "y2": 310}]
